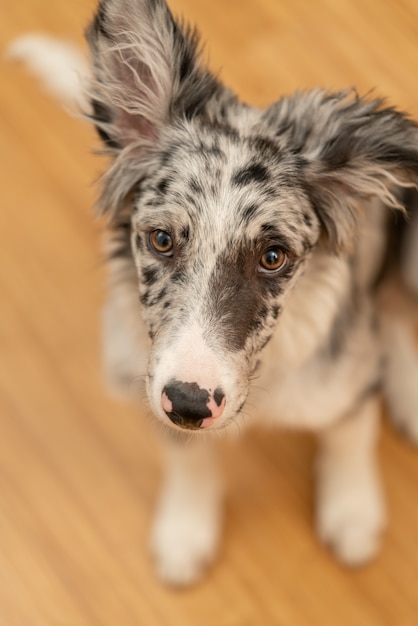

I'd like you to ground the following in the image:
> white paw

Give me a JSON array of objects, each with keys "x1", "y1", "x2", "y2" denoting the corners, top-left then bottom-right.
[
  {"x1": 317, "y1": 473, "x2": 386, "y2": 566},
  {"x1": 151, "y1": 495, "x2": 221, "y2": 586}
]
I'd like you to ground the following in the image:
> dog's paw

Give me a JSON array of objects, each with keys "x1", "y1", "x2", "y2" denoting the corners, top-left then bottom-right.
[
  {"x1": 151, "y1": 494, "x2": 221, "y2": 586},
  {"x1": 316, "y1": 475, "x2": 386, "y2": 566}
]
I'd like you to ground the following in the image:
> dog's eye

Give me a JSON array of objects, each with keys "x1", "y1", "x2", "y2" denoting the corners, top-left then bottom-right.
[
  {"x1": 148, "y1": 230, "x2": 174, "y2": 256},
  {"x1": 258, "y1": 247, "x2": 287, "y2": 273}
]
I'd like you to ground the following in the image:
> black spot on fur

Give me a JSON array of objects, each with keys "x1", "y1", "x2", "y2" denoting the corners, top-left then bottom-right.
[
  {"x1": 90, "y1": 99, "x2": 119, "y2": 149},
  {"x1": 181, "y1": 226, "x2": 190, "y2": 240},
  {"x1": 262, "y1": 275, "x2": 287, "y2": 298},
  {"x1": 251, "y1": 135, "x2": 281, "y2": 156},
  {"x1": 93, "y1": 0, "x2": 113, "y2": 41},
  {"x1": 259, "y1": 305, "x2": 269, "y2": 320},
  {"x1": 107, "y1": 218, "x2": 132, "y2": 261},
  {"x1": 132, "y1": 178, "x2": 146, "y2": 212},
  {"x1": 302, "y1": 237, "x2": 314, "y2": 251},
  {"x1": 149, "y1": 287, "x2": 168, "y2": 307},
  {"x1": 232, "y1": 163, "x2": 270, "y2": 187},
  {"x1": 259, "y1": 333, "x2": 273, "y2": 351},
  {"x1": 163, "y1": 301, "x2": 171, "y2": 309},
  {"x1": 186, "y1": 194, "x2": 198, "y2": 206},
  {"x1": 169, "y1": 22, "x2": 223, "y2": 121},
  {"x1": 248, "y1": 318, "x2": 263, "y2": 334},
  {"x1": 303, "y1": 212, "x2": 313, "y2": 227},
  {"x1": 241, "y1": 204, "x2": 259, "y2": 222},
  {"x1": 260, "y1": 186, "x2": 278, "y2": 201},
  {"x1": 207, "y1": 144, "x2": 224, "y2": 158},
  {"x1": 213, "y1": 388, "x2": 225, "y2": 407},
  {"x1": 142, "y1": 265, "x2": 159, "y2": 286},
  {"x1": 160, "y1": 147, "x2": 176, "y2": 167},
  {"x1": 285, "y1": 222, "x2": 299, "y2": 234},
  {"x1": 156, "y1": 178, "x2": 170, "y2": 194},
  {"x1": 220, "y1": 125, "x2": 240, "y2": 144},
  {"x1": 189, "y1": 177, "x2": 203, "y2": 194},
  {"x1": 171, "y1": 268, "x2": 186, "y2": 283},
  {"x1": 247, "y1": 305, "x2": 269, "y2": 335},
  {"x1": 179, "y1": 43, "x2": 195, "y2": 83},
  {"x1": 156, "y1": 286, "x2": 168, "y2": 301},
  {"x1": 236, "y1": 399, "x2": 246, "y2": 415},
  {"x1": 194, "y1": 138, "x2": 226, "y2": 160},
  {"x1": 144, "y1": 198, "x2": 164, "y2": 208},
  {"x1": 320, "y1": 135, "x2": 350, "y2": 170},
  {"x1": 272, "y1": 304, "x2": 281, "y2": 320},
  {"x1": 135, "y1": 234, "x2": 143, "y2": 250}
]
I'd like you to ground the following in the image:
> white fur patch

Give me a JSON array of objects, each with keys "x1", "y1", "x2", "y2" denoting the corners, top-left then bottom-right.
[
  {"x1": 7, "y1": 34, "x2": 90, "y2": 111},
  {"x1": 151, "y1": 441, "x2": 222, "y2": 586},
  {"x1": 316, "y1": 396, "x2": 386, "y2": 565},
  {"x1": 148, "y1": 322, "x2": 238, "y2": 430}
]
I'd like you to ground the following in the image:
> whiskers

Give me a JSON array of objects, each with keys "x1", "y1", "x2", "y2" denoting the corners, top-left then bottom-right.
[{"x1": 128, "y1": 372, "x2": 147, "y2": 395}]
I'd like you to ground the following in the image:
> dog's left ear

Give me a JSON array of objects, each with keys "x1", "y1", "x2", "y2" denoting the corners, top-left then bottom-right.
[
  {"x1": 87, "y1": 0, "x2": 220, "y2": 150},
  {"x1": 86, "y1": 0, "x2": 222, "y2": 215},
  {"x1": 269, "y1": 90, "x2": 418, "y2": 252}
]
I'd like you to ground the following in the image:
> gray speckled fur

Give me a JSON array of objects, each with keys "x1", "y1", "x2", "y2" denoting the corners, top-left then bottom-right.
[{"x1": 82, "y1": 0, "x2": 418, "y2": 581}]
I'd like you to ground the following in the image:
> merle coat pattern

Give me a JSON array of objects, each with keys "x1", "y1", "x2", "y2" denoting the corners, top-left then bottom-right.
[{"x1": 13, "y1": 0, "x2": 418, "y2": 585}]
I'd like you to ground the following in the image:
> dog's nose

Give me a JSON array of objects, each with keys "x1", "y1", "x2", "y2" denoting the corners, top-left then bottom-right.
[{"x1": 161, "y1": 379, "x2": 225, "y2": 430}]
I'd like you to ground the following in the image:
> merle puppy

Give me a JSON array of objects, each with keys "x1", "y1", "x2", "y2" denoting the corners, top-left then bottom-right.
[{"x1": 13, "y1": 0, "x2": 418, "y2": 585}]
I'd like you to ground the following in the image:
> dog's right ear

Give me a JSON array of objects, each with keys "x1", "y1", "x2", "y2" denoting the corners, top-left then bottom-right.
[
  {"x1": 265, "y1": 90, "x2": 418, "y2": 253},
  {"x1": 87, "y1": 0, "x2": 220, "y2": 151}
]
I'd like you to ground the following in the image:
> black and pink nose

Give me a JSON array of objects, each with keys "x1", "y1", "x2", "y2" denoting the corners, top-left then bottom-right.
[{"x1": 161, "y1": 379, "x2": 225, "y2": 430}]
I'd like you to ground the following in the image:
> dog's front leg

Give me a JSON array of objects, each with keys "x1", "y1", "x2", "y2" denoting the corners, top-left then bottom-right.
[
  {"x1": 316, "y1": 394, "x2": 386, "y2": 566},
  {"x1": 151, "y1": 437, "x2": 223, "y2": 586}
]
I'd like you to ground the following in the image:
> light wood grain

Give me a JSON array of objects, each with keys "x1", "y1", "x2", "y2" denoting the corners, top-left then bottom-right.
[{"x1": 1, "y1": 1, "x2": 418, "y2": 624}]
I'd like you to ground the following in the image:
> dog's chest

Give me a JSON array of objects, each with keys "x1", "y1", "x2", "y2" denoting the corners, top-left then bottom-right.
[{"x1": 250, "y1": 328, "x2": 379, "y2": 431}]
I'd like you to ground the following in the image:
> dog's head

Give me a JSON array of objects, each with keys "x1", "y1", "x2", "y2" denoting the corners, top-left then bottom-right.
[{"x1": 87, "y1": 0, "x2": 418, "y2": 433}]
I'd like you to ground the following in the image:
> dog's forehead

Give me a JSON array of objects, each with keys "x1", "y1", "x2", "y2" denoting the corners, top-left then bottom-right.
[
  {"x1": 154, "y1": 123, "x2": 305, "y2": 187},
  {"x1": 133, "y1": 124, "x2": 318, "y2": 254}
]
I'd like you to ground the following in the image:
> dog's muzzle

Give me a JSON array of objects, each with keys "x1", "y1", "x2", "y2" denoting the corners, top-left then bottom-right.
[{"x1": 161, "y1": 378, "x2": 226, "y2": 430}]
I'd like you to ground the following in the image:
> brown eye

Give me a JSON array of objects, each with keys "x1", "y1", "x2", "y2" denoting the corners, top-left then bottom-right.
[
  {"x1": 259, "y1": 247, "x2": 287, "y2": 273},
  {"x1": 149, "y1": 230, "x2": 173, "y2": 256}
]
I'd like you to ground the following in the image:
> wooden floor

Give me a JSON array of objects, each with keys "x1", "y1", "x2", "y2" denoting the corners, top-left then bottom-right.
[{"x1": 2, "y1": 0, "x2": 418, "y2": 624}]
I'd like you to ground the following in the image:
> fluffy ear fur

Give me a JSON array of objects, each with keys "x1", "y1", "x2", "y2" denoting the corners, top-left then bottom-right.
[
  {"x1": 265, "y1": 90, "x2": 418, "y2": 251},
  {"x1": 87, "y1": 0, "x2": 221, "y2": 150},
  {"x1": 86, "y1": 0, "x2": 223, "y2": 217}
]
